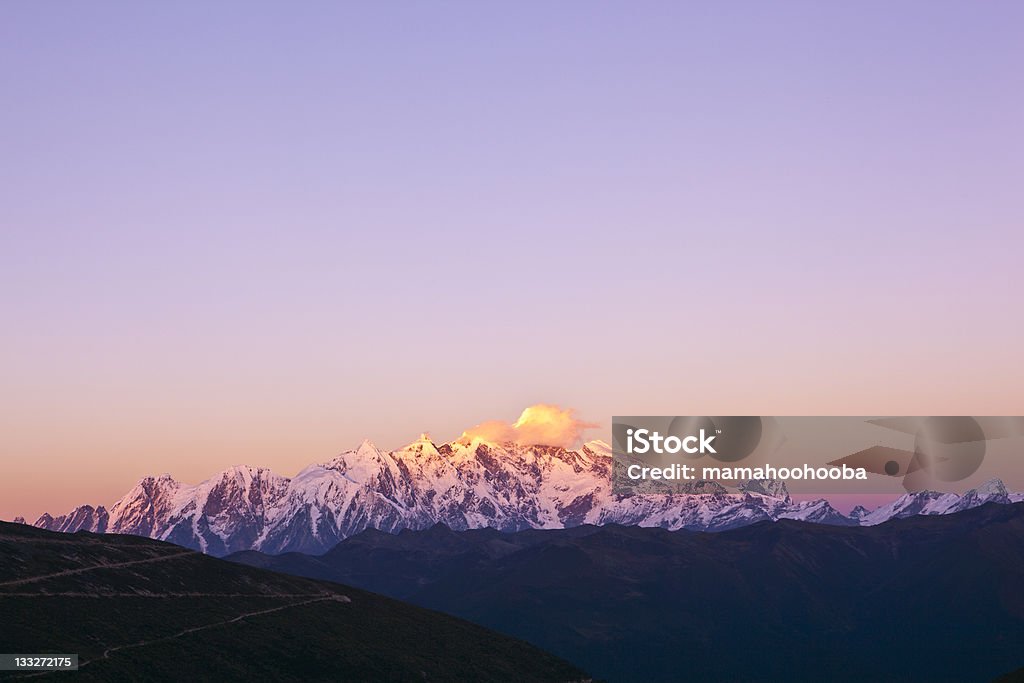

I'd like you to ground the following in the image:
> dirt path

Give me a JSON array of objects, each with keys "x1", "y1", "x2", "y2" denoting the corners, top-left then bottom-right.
[
  {"x1": 81, "y1": 595, "x2": 350, "y2": 667},
  {"x1": 0, "y1": 535, "x2": 111, "y2": 545},
  {"x1": 0, "y1": 551, "x2": 194, "y2": 587},
  {"x1": 0, "y1": 591, "x2": 341, "y2": 598},
  {"x1": 11, "y1": 594, "x2": 350, "y2": 678}
]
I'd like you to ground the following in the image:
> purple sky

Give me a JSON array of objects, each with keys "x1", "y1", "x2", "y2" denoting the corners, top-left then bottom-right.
[{"x1": 2, "y1": 2, "x2": 1022, "y2": 520}]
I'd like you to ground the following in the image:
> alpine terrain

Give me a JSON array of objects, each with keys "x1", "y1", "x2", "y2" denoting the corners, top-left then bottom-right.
[{"x1": 31, "y1": 436, "x2": 1024, "y2": 556}]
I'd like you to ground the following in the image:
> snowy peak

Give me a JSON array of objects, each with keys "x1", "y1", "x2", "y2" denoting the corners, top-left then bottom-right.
[
  {"x1": 395, "y1": 433, "x2": 441, "y2": 460},
  {"x1": 972, "y1": 478, "x2": 1008, "y2": 499},
  {"x1": 33, "y1": 505, "x2": 108, "y2": 534},
  {"x1": 858, "y1": 490, "x2": 955, "y2": 526},
  {"x1": 29, "y1": 440, "x2": 1024, "y2": 556},
  {"x1": 949, "y1": 478, "x2": 1010, "y2": 513},
  {"x1": 848, "y1": 505, "x2": 869, "y2": 522},
  {"x1": 858, "y1": 479, "x2": 1013, "y2": 526},
  {"x1": 777, "y1": 499, "x2": 853, "y2": 526},
  {"x1": 581, "y1": 439, "x2": 612, "y2": 455},
  {"x1": 738, "y1": 479, "x2": 791, "y2": 502},
  {"x1": 323, "y1": 439, "x2": 394, "y2": 478},
  {"x1": 200, "y1": 465, "x2": 288, "y2": 517},
  {"x1": 107, "y1": 474, "x2": 183, "y2": 537},
  {"x1": 357, "y1": 438, "x2": 381, "y2": 453}
]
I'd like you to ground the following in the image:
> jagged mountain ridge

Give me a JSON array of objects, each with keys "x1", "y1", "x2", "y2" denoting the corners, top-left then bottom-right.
[
  {"x1": 31, "y1": 436, "x2": 1022, "y2": 556},
  {"x1": 858, "y1": 477, "x2": 1023, "y2": 525}
]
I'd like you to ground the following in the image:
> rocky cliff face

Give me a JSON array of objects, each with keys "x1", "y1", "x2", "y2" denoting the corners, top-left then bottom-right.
[{"x1": 33, "y1": 435, "x2": 1014, "y2": 555}]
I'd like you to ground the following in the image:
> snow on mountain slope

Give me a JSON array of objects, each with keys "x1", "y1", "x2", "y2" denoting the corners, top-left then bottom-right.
[
  {"x1": 34, "y1": 505, "x2": 109, "y2": 534},
  {"x1": 100, "y1": 466, "x2": 290, "y2": 555},
  {"x1": 32, "y1": 436, "x2": 1023, "y2": 555},
  {"x1": 857, "y1": 478, "x2": 1011, "y2": 526}
]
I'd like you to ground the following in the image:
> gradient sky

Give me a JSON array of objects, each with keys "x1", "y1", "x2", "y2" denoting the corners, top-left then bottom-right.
[{"x1": 2, "y1": 2, "x2": 1022, "y2": 521}]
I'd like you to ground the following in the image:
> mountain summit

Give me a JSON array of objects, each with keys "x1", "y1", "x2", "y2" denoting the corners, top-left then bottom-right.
[{"x1": 32, "y1": 439, "x2": 1020, "y2": 556}]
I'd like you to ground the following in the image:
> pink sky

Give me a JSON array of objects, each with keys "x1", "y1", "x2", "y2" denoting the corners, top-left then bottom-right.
[{"x1": 2, "y1": 2, "x2": 1022, "y2": 521}]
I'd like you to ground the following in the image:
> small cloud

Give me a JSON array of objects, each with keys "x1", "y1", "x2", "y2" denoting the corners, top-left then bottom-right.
[{"x1": 461, "y1": 404, "x2": 598, "y2": 448}]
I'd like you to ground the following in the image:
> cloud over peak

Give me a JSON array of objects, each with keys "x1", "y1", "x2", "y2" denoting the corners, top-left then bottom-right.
[{"x1": 460, "y1": 404, "x2": 598, "y2": 448}]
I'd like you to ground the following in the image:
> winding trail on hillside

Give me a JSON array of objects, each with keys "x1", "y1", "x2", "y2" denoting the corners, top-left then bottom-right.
[
  {"x1": 0, "y1": 550, "x2": 194, "y2": 587},
  {"x1": 79, "y1": 595, "x2": 350, "y2": 668},
  {"x1": 0, "y1": 591, "x2": 342, "y2": 598},
  {"x1": 0, "y1": 535, "x2": 111, "y2": 546},
  {"x1": 12, "y1": 594, "x2": 350, "y2": 678}
]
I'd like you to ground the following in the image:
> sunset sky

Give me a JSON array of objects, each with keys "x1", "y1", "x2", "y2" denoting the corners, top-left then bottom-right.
[{"x1": 2, "y1": 2, "x2": 1022, "y2": 521}]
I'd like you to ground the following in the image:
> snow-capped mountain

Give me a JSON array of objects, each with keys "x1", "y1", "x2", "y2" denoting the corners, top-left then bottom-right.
[
  {"x1": 857, "y1": 477, "x2": 1017, "y2": 526},
  {"x1": 31, "y1": 436, "x2": 1022, "y2": 556}
]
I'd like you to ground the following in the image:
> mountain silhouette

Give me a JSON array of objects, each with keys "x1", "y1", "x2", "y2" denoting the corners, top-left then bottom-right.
[{"x1": 230, "y1": 502, "x2": 1024, "y2": 682}]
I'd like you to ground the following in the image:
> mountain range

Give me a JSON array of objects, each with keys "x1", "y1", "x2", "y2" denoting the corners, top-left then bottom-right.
[
  {"x1": 229, "y1": 502, "x2": 1024, "y2": 682},
  {"x1": 30, "y1": 437, "x2": 1024, "y2": 556}
]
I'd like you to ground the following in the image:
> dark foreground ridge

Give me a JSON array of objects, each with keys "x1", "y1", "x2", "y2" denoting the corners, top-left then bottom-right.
[
  {"x1": 230, "y1": 502, "x2": 1024, "y2": 683},
  {"x1": 0, "y1": 522, "x2": 590, "y2": 682}
]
